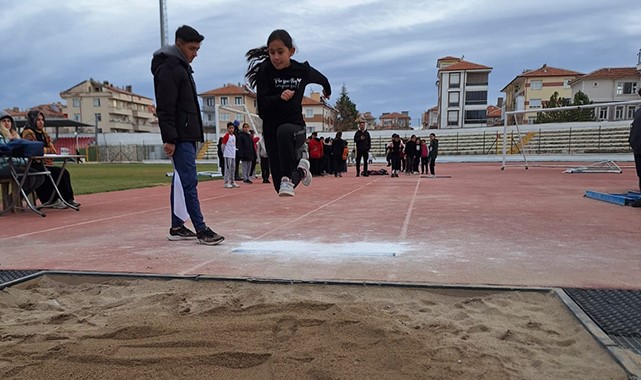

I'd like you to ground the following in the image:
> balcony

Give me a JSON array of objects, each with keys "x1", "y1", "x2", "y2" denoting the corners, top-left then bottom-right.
[
  {"x1": 109, "y1": 106, "x2": 133, "y2": 116},
  {"x1": 132, "y1": 109, "x2": 153, "y2": 118}
]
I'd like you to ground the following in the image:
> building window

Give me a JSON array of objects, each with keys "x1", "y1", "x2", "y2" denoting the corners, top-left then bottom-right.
[
  {"x1": 235, "y1": 96, "x2": 243, "y2": 105},
  {"x1": 305, "y1": 108, "x2": 314, "y2": 118},
  {"x1": 615, "y1": 106, "x2": 624, "y2": 120},
  {"x1": 464, "y1": 110, "x2": 487, "y2": 124},
  {"x1": 598, "y1": 107, "x2": 608, "y2": 120},
  {"x1": 206, "y1": 98, "x2": 214, "y2": 106},
  {"x1": 207, "y1": 114, "x2": 213, "y2": 121},
  {"x1": 93, "y1": 98, "x2": 101, "y2": 107},
  {"x1": 527, "y1": 116, "x2": 537, "y2": 124},
  {"x1": 465, "y1": 91, "x2": 487, "y2": 105},
  {"x1": 95, "y1": 113, "x2": 102, "y2": 122},
  {"x1": 529, "y1": 99, "x2": 542, "y2": 109},
  {"x1": 72, "y1": 98, "x2": 80, "y2": 107},
  {"x1": 530, "y1": 80, "x2": 543, "y2": 90},
  {"x1": 448, "y1": 92, "x2": 459, "y2": 107},
  {"x1": 220, "y1": 97, "x2": 228, "y2": 106},
  {"x1": 628, "y1": 106, "x2": 637, "y2": 119},
  {"x1": 563, "y1": 79, "x2": 571, "y2": 88},
  {"x1": 235, "y1": 113, "x2": 242, "y2": 122},
  {"x1": 466, "y1": 72, "x2": 488, "y2": 86},
  {"x1": 447, "y1": 110, "x2": 458, "y2": 126},
  {"x1": 221, "y1": 113, "x2": 230, "y2": 121},
  {"x1": 449, "y1": 73, "x2": 460, "y2": 89},
  {"x1": 616, "y1": 82, "x2": 638, "y2": 95}
]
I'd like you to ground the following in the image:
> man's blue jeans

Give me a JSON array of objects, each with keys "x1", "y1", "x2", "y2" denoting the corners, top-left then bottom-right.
[{"x1": 171, "y1": 141, "x2": 206, "y2": 232}]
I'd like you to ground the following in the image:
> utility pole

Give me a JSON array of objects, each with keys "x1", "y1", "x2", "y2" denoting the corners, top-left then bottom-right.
[{"x1": 159, "y1": 0, "x2": 169, "y2": 47}]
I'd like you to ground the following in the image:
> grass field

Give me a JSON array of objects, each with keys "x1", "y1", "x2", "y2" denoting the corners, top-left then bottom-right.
[
  {"x1": 64, "y1": 163, "x2": 221, "y2": 195},
  {"x1": 0, "y1": 163, "x2": 220, "y2": 203}
]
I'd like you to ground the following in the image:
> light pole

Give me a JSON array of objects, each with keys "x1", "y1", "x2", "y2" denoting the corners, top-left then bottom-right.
[{"x1": 94, "y1": 113, "x2": 100, "y2": 145}]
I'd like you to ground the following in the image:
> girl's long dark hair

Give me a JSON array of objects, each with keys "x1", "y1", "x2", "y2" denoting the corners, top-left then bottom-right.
[{"x1": 245, "y1": 29, "x2": 294, "y2": 89}]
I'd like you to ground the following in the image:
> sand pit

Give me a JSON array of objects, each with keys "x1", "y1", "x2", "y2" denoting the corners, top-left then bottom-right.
[{"x1": 0, "y1": 275, "x2": 628, "y2": 379}]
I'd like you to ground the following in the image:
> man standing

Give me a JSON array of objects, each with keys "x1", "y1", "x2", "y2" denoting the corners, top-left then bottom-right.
[
  {"x1": 428, "y1": 133, "x2": 439, "y2": 177},
  {"x1": 354, "y1": 119, "x2": 371, "y2": 176},
  {"x1": 151, "y1": 25, "x2": 224, "y2": 244},
  {"x1": 629, "y1": 88, "x2": 641, "y2": 207},
  {"x1": 405, "y1": 135, "x2": 417, "y2": 175}
]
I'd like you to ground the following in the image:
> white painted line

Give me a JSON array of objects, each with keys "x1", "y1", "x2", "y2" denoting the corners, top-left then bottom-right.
[{"x1": 400, "y1": 177, "x2": 421, "y2": 240}]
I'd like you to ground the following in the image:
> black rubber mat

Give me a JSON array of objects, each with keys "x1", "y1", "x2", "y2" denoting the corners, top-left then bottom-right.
[
  {"x1": 564, "y1": 288, "x2": 641, "y2": 355},
  {"x1": 0, "y1": 270, "x2": 42, "y2": 288}
]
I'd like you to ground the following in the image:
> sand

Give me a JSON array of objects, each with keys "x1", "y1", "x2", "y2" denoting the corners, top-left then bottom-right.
[{"x1": 0, "y1": 275, "x2": 628, "y2": 380}]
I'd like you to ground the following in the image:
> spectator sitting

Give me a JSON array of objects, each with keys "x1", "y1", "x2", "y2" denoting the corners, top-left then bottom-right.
[
  {"x1": 1, "y1": 112, "x2": 45, "y2": 200},
  {"x1": 21, "y1": 110, "x2": 80, "y2": 208}
]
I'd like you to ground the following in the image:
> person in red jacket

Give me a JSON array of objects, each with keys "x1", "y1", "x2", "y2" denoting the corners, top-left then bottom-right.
[{"x1": 308, "y1": 131, "x2": 323, "y2": 176}]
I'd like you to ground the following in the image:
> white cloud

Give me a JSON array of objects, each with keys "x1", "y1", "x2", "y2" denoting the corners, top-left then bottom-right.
[{"x1": 1, "y1": 0, "x2": 640, "y2": 124}]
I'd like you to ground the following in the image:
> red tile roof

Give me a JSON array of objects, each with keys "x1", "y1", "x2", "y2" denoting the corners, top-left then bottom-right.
[
  {"x1": 487, "y1": 105, "x2": 502, "y2": 118},
  {"x1": 577, "y1": 67, "x2": 640, "y2": 80},
  {"x1": 380, "y1": 112, "x2": 410, "y2": 119},
  {"x1": 519, "y1": 64, "x2": 582, "y2": 77},
  {"x1": 501, "y1": 65, "x2": 583, "y2": 92},
  {"x1": 199, "y1": 84, "x2": 256, "y2": 97},
  {"x1": 301, "y1": 96, "x2": 323, "y2": 106},
  {"x1": 439, "y1": 60, "x2": 492, "y2": 71}
]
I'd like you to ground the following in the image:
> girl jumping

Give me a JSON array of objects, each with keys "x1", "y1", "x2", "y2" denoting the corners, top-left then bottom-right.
[{"x1": 245, "y1": 29, "x2": 331, "y2": 197}]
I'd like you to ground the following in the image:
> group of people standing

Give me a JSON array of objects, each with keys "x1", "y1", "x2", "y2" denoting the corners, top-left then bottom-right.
[
  {"x1": 387, "y1": 133, "x2": 438, "y2": 178},
  {"x1": 308, "y1": 131, "x2": 351, "y2": 177},
  {"x1": 218, "y1": 121, "x2": 263, "y2": 189}
]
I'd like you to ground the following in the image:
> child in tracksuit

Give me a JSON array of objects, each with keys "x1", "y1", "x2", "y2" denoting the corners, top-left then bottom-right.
[
  {"x1": 221, "y1": 122, "x2": 240, "y2": 188},
  {"x1": 387, "y1": 134, "x2": 404, "y2": 178},
  {"x1": 245, "y1": 29, "x2": 331, "y2": 197}
]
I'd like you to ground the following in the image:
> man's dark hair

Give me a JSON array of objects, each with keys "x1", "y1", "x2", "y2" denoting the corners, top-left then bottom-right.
[
  {"x1": 226, "y1": 122, "x2": 234, "y2": 128},
  {"x1": 175, "y1": 25, "x2": 204, "y2": 43}
]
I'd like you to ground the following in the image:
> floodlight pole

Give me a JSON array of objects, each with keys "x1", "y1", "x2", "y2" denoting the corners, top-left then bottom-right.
[{"x1": 159, "y1": 0, "x2": 169, "y2": 47}]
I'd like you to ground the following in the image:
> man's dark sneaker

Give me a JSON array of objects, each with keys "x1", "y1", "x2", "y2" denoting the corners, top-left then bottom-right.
[
  {"x1": 196, "y1": 227, "x2": 225, "y2": 245},
  {"x1": 262, "y1": 179, "x2": 270, "y2": 184},
  {"x1": 168, "y1": 225, "x2": 197, "y2": 241},
  {"x1": 631, "y1": 198, "x2": 641, "y2": 208}
]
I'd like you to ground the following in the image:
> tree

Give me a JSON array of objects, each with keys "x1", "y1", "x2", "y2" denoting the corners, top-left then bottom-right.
[
  {"x1": 535, "y1": 90, "x2": 594, "y2": 124},
  {"x1": 334, "y1": 84, "x2": 359, "y2": 131},
  {"x1": 568, "y1": 91, "x2": 595, "y2": 122}
]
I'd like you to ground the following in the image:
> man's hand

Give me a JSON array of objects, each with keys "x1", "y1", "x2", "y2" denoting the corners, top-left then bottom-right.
[{"x1": 164, "y1": 143, "x2": 175, "y2": 157}]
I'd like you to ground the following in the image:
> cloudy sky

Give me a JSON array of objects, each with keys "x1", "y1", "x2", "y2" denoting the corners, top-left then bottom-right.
[{"x1": 1, "y1": 0, "x2": 640, "y2": 126}]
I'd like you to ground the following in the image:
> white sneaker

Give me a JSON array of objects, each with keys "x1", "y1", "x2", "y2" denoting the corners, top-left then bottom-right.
[
  {"x1": 51, "y1": 199, "x2": 67, "y2": 209},
  {"x1": 297, "y1": 158, "x2": 312, "y2": 186},
  {"x1": 278, "y1": 177, "x2": 295, "y2": 197},
  {"x1": 231, "y1": 182, "x2": 240, "y2": 188},
  {"x1": 224, "y1": 183, "x2": 233, "y2": 188}
]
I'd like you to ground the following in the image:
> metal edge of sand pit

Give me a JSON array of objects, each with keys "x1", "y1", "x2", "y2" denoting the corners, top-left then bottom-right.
[{"x1": 555, "y1": 289, "x2": 640, "y2": 380}]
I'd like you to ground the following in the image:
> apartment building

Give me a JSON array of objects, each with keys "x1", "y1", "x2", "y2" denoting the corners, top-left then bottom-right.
[
  {"x1": 436, "y1": 56, "x2": 492, "y2": 128},
  {"x1": 421, "y1": 106, "x2": 438, "y2": 129},
  {"x1": 199, "y1": 84, "x2": 337, "y2": 134},
  {"x1": 198, "y1": 83, "x2": 259, "y2": 134},
  {"x1": 569, "y1": 67, "x2": 641, "y2": 121},
  {"x1": 379, "y1": 112, "x2": 411, "y2": 129},
  {"x1": 302, "y1": 91, "x2": 337, "y2": 133},
  {"x1": 501, "y1": 64, "x2": 583, "y2": 125},
  {"x1": 60, "y1": 79, "x2": 155, "y2": 133}
]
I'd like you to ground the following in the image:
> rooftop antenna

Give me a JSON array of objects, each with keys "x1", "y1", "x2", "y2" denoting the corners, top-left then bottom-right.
[{"x1": 159, "y1": 0, "x2": 169, "y2": 47}]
